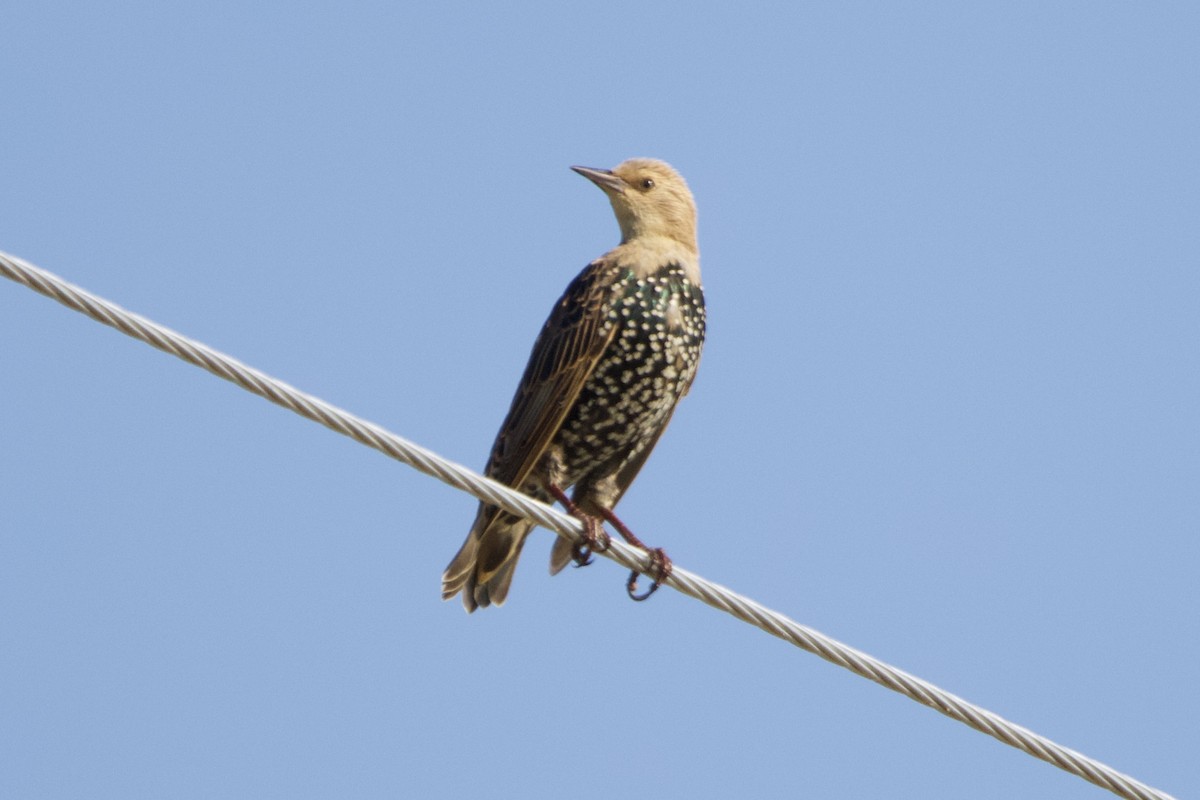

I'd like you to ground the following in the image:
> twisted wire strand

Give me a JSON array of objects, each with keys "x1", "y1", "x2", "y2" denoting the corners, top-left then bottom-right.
[{"x1": 0, "y1": 250, "x2": 1176, "y2": 800}]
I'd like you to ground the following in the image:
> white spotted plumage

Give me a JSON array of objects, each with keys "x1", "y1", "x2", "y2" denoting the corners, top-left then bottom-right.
[{"x1": 443, "y1": 159, "x2": 705, "y2": 611}]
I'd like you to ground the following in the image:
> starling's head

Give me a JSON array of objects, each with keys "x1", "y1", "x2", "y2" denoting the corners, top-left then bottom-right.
[{"x1": 571, "y1": 159, "x2": 697, "y2": 252}]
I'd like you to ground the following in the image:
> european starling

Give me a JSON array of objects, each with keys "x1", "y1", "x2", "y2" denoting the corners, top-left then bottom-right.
[{"x1": 442, "y1": 158, "x2": 705, "y2": 612}]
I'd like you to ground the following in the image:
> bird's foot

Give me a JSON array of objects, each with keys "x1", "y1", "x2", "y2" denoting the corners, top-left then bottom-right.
[
  {"x1": 627, "y1": 547, "x2": 672, "y2": 601},
  {"x1": 596, "y1": 506, "x2": 672, "y2": 601},
  {"x1": 572, "y1": 514, "x2": 610, "y2": 567},
  {"x1": 547, "y1": 484, "x2": 610, "y2": 568}
]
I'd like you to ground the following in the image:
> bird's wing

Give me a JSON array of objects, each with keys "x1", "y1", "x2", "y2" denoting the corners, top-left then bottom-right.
[{"x1": 484, "y1": 260, "x2": 619, "y2": 491}]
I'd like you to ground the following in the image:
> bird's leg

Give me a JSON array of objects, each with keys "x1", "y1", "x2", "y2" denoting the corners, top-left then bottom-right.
[
  {"x1": 595, "y1": 506, "x2": 673, "y2": 601},
  {"x1": 547, "y1": 484, "x2": 609, "y2": 567}
]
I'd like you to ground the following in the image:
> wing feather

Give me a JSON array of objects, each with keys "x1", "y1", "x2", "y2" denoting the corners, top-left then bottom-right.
[{"x1": 484, "y1": 259, "x2": 618, "y2": 491}]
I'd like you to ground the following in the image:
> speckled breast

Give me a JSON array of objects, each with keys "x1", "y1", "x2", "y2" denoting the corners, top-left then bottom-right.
[{"x1": 556, "y1": 262, "x2": 706, "y2": 480}]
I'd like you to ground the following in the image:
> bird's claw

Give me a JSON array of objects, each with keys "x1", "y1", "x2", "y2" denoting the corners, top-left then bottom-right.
[
  {"x1": 571, "y1": 515, "x2": 610, "y2": 568},
  {"x1": 548, "y1": 483, "x2": 610, "y2": 568},
  {"x1": 626, "y1": 547, "x2": 672, "y2": 601}
]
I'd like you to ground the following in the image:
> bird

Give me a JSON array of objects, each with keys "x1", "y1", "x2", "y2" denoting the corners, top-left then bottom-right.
[{"x1": 441, "y1": 158, "x2": 706, "y2": 612}]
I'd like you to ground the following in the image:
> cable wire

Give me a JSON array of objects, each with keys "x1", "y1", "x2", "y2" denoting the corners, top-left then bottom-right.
[{"x1": 0, "y1": 250, "x2": 1177, "y2": 800}]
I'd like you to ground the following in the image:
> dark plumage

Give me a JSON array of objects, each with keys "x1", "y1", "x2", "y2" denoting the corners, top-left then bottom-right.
[{"x1": 442, "y1": 158, "x2": 705, "y2": 612}]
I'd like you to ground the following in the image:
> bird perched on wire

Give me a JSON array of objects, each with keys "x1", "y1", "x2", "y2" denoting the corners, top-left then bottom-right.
[{"x1": 442, "y1": 158, "x2": 706, "y2": 612}]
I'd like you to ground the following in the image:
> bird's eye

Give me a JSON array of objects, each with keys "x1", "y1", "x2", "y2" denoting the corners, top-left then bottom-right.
[{"x1": 641, "y1": 178, "x2": 655, "y2": 190}]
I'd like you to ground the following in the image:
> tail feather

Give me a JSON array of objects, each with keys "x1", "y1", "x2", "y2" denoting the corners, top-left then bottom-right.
[
  {"x1": 476, "y1": 543, "x2": 523, "y2": 608},
  {"x1": 442, "y1": 506, "x2": 535, "y2": 612},
  {"x1": 548, "y1": 534, "x2": 574, "y2": 575},
  {"x1": 441, "y1": 529, "x2": 479, "y2": 601}
]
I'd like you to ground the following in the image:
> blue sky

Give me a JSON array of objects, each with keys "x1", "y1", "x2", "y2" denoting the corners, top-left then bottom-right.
[{"x1": 2, "y1": 3, "x2": 1195, "y2": 798}]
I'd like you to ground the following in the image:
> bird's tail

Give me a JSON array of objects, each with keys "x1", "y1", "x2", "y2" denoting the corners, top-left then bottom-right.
[{"x1": 442, "y1": 504, "x2": 535, "y2": 612}]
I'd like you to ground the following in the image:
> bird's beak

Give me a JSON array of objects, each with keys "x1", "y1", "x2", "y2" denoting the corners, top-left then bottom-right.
[{"x1": 571, "y1": 165, "x2": 626, "y2": 195}]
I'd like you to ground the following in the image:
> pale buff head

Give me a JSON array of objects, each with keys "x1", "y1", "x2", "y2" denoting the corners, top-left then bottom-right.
[{"x1": 571, "y1": 159, "x2": 697, "y2": 252}]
